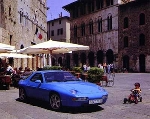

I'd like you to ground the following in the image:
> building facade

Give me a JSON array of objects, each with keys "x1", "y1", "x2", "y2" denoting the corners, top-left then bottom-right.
[
  {"x1": 118, "y1": 0, "x2": 150, "y2": 72},
  {"x1": 47, "y1": 16, "x2": 71, "y2": 67},
  {"x1": 0, "y1": 0, "x2": 47, "y2": 70},
  {"x1": 63, "y1": 0, "x2": 120, "y2": 68}
]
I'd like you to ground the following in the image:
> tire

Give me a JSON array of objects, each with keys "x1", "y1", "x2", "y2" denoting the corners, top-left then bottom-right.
[
  {"x1": 123, "y1": 98, "x2": 128, "y2": 104},
  {"x1": 19, "y1": 87, "x2": 27, "y2": 101},
  {"x1": 140, "y1": 97, "x2": 142, "y2": 102},
  {"x1": 135, "y1": 98, "x2": 138, "y2": 104},
  {"x1": 49, "y1": 93, "x2": 61, "y2": 111}
]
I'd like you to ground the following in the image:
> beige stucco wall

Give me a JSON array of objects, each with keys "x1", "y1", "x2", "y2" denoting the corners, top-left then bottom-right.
[{"x1": 1, "y1": 0, "x2": 47, "y2": 70}]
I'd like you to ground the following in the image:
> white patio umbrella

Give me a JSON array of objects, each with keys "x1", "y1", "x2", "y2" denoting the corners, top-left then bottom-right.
[
  {"x1": 0, "y1": 53, "x2": 33, "y2": 58},
  {"x1": 0, "y1": 43, "x2": 15, "y2": 53},
  {"x1": 19, "y1": 39, "x2": 89, "y2": 66}
]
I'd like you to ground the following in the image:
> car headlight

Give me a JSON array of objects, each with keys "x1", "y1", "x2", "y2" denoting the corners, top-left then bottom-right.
[
  {"x1": 98, "y1": 86, "x2": 106, "y2": 92},
  {"x1": 70, "y1": 89, "x2": 78, "y2": 95}
]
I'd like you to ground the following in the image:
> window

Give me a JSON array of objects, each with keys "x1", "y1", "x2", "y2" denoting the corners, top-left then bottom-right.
[
  {"x1": 74, "y1": 24, "x2": 77, "y2": 37},
  {"x1": 59, "y1": 20, "x2": 61, "y2": 24},
  {"x1": 139, "y1": 34, "x2": 145, "y2": 46},
  {"x1": 9, "y1": 6, "x2": 11, "y2": 16},
  {"x1": 52, "y1": 22, "x2": 54, "y2": 26},
  {"x1": 10, "y1": 35, "x2": 12, "y2": 45},
  {"x1": 60, "y1": 28, "x2": 63, "y2": 35},
  {"x1": 107, "y1": 15, "x2": 112, "y2": 31},
  {"x1": 88, "y1": 1, "x2": 94, "y2": 13},
  {"x1": 124, "y1": 36, "x2": 128, "y2": 48},
  {"x1": 139, "y1": 13, "x2": 145, "y2": 25},
  {"x1": 51, "y1": 30, "x2": 54, "y2": 36},
  {"x1": 98, "y1": 17, "x2": 102, "y2": 32},
  {"x1": 81, "y1": 22, "x2": 85, "y2": 36},
  {"x1": 20, "y1": 11, "x2": 23, "y2": 23},
  {"x1": 89, "y1": 20, "x2": 93, "y2": 34},
  {"x1": 80, "y1": 4, "x2": 86, "y2": 15},
  {"x1": 30, "y1": 73, "x2": 43, "y2": 83},
  {"x1": 124, "y1": 17, "x2": 128, "y2": 29},
  {"x1": 57, "y1": 28, "x2": 63, "y2": 35},
  {"x1": 106, "y1": 0, "x2": 113, "y2": 6},
  {"x1": 73, "y1": 8, "x2": 78, "y2": 18},
  {"x1": 96, "y1": 0, "x2": 103, "y2": 9}
]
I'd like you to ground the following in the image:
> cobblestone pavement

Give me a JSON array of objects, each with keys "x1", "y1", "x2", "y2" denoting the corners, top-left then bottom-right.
[{"x1": 0, "y1": 73, "x2": 150, "y2": 119}]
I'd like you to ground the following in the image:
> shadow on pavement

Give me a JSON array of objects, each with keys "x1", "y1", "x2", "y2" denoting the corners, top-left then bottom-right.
[{"x1": 16, "y1": 98, "x2": 104, "y2": 113}]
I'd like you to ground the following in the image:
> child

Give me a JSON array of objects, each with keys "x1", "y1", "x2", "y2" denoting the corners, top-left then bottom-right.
[
  {"x1": 131, "y1": 82, "x2": 141, "y2": 98},
  {"x1": 132, "y1": 82, "x2": 141, "y2": 93}
]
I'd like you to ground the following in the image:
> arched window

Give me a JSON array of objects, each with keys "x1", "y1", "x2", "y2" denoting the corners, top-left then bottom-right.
[
  {"x1": 20, "y1": 9, "x2": 23, "y2": 23},
  {"x1": 89, "y1": 20, "x2": 93, "y2": 34},
  {"x1": 124, "y1": 36, "x2": 128, "y2": 47},
  {"x1": 98, "y1": 17, "x2": 102, "y2": 32},
  {"x1": 74, "y1": 24, "x2": 77, "y2": 37},
  {"x1": 107, "y1": 14, "x2": 112, "y2": 31},
  {"x1": 81, "y1": 22, "x2": 85, "y2": 36},
  {"x1": 124, "y1": 17, "x2": 128, "y2": 29},
  {"x1": 139, "y1": 34, "x2": 145, "y2": 46},
  {"x1": 139, "y1": 13, "x2": 145, "y2": 25}
]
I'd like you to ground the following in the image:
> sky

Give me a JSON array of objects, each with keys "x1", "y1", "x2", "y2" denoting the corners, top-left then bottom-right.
[{"x1": 47, "y1": 0, "x2": 77, "y2": 21}]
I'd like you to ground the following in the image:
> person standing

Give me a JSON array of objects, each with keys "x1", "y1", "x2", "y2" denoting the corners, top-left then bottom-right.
[{"x1": 6, "y1": 64, "x2": 14, "y2": 75}]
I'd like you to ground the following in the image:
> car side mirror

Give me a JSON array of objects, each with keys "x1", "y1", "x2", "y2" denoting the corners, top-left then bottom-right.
[{"x1": 35, "y1": 80, "x2": 41, "y2": 83}]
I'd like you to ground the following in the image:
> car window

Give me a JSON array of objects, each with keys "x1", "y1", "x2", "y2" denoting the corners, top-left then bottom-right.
[
  {"x1": 64, "y1": 72, "x2": 78, "y2": 81},
  {"x1": 30, "y1": 73, "x2": 43, "y2": 82},
  {"x1": 44, "y1": 72, "x2": 78, "y2": 82},
  {"x1": 44, "y1": 72, "x2": 55, "y2": 82}
]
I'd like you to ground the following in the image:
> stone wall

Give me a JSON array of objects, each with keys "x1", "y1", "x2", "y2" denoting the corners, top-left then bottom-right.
[{"x1": 0, "y1": 0, "x2": 47, "y2": 70}]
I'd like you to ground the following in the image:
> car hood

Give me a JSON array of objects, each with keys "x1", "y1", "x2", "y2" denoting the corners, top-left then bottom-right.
[{"x1": 52, "y1": 81, "x2": 104, "y2": 94}]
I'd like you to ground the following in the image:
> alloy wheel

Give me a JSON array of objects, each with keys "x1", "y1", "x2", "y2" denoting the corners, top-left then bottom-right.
[{"x1": 49, "y1": 93, "x2": 61, "y2": 110}]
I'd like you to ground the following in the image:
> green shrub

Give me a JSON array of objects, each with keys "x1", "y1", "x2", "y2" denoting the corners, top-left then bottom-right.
[
  {"x1": 87, "y1": 67, "x2": 104, "y2": 83},
  {"x1": 72, "y1": 67, "x2": 82, "y2": 73},
  {"x1": 42, "y1": 65, "x2": 62, "y2": 70}
]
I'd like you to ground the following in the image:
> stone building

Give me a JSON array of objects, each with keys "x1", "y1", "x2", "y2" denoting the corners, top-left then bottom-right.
[
  {"x1": 0, "y1": 0, "x2": 47, "y2": 70},
  {"x1": 63, "y1": 0, "x2": 120, "y2": 68},
  {"x1": 118, "y1": 0, "x2": 150, "y2": 72},
  {"x1": 47, "y1": 16, "x2": 71, "y2": 67}
]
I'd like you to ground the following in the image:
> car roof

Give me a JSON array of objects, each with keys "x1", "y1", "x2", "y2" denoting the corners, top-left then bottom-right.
[{"x1": 34, "y1": 70, "x2": 65, "y2": 73}]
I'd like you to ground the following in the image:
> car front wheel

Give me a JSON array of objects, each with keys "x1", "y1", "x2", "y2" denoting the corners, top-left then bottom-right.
[
  {"x1": 49, "y1": 93, "x2": 61, "y2": 110},
  {"x1": 19, "y1": 87, "x2": 27, "y2": 101}
]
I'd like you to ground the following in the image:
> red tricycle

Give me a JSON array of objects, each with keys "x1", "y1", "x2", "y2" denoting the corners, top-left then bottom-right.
[{"x1": 124, "y1": 90, "x2": 142, "y2": 104}]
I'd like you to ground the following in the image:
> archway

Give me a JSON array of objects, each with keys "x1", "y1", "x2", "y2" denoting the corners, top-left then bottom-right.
[
  {"x1": 66, "y1": 54, "x2": 70, "y2": 69},
  {"x1": 88, "y1": 51, "x2": 94, "y2": 67},
  {"x1": 123, "y1": 55, "x2": 129, "y2": 71},
  {"x1": 58, "y1": 57, "x2": 62, "y2": 66},
  {"x1": 52, "y1": 58, "x2": 56, "y2": 66},
  {"x1": 139, "y1": 54, "x2": 145, "y2": 72},
  {"x1": 106, "y1": 49, "x2": 114, "y2": 64},
  {"x1": 73, "y1": 53, "x2": 78, "y2": 67},
  {"x1": 97, "y1": 50, "x2": 103, "y2": 64},
  {"x1": 80, "y1": 52, "x2": 86, "y2": 65}
]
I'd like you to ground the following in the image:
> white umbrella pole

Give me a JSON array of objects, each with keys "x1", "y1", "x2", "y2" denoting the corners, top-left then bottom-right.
[{"x1": 49, "y1": 50, "x2": 52, "y2": 66}]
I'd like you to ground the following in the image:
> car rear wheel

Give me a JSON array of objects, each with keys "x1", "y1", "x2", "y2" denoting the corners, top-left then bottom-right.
[
  {"x1": 19, "y1": 87, "x2": 27, "y2": 101},
  {"x1": 49, "y1": 93, "x2": 61, "y2": 110}
]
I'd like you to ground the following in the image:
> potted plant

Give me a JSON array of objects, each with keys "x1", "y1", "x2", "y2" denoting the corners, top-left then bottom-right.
[
  {"x1": 42, "y1": 65, "x2": 62, "y2": 70},
  {"x1": 87, "y1": 67, "x2": 104, "y2": 85}
]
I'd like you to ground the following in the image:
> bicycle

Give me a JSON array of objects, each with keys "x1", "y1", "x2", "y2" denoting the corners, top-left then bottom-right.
[{"x1": 106, "y1": 72, "x2": 115, "y2": 87}]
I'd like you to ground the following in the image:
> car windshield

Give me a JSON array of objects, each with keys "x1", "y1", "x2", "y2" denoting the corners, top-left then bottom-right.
[{"x1": 44, "y1": 71, "x2": 79, "y2": 82}]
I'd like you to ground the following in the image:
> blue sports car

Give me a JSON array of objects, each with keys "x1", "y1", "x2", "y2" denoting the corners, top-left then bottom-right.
[{"x1": 18, "y1": 70, "x2": 108, "y2": 110}]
